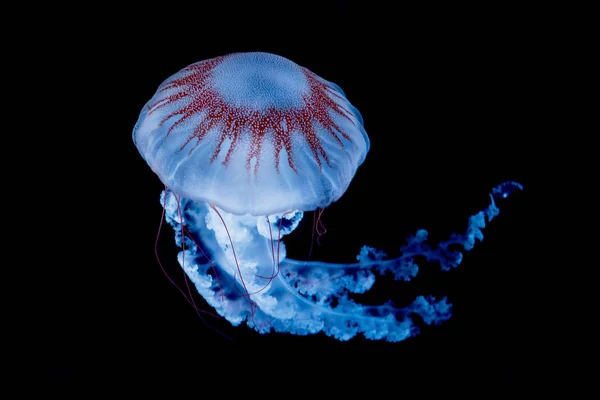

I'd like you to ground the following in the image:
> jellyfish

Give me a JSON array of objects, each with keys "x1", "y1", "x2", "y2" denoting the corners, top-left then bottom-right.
[{"x1": 133, "y1": 52, "x2": 522, "y2": 342}]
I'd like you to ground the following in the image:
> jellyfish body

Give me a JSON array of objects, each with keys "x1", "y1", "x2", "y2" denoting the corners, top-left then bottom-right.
[{"x1": 133, "y1": 52, "x2": 522, "y2": 342}]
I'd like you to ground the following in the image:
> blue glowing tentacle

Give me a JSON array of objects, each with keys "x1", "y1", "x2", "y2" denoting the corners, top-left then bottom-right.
[
  {"x1": 262, "y1": 271, "x2": 452, "y2": 342},
  {"x1": 283, "y1": 181, "x2": 523, "y2": 301},
  {"x1": 177, "y1": 246, "x2": 451, "y2": 342}
]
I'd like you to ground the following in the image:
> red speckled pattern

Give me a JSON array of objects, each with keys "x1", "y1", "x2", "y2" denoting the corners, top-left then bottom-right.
[{"x1": 147, "y1": 54, "x2": 354, "y2": 174}]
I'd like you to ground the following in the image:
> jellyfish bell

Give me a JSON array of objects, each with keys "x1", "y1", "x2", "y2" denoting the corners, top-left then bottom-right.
[
  {"x1": 133, "y1": 51, "x2": 369, "y2": 217},
  {"x1": 133, "y1": 52, "x2": 522, "y2": 342}
]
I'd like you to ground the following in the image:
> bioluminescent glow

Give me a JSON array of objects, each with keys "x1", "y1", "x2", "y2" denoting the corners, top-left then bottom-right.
[{"x1": 133, "y1": 52, "x2": 522, "y2": 341}]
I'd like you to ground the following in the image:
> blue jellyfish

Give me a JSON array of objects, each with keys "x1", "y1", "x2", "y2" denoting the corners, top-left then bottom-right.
[{"x1": 133, "y1": 52, "x2": 522, "y2": 342}]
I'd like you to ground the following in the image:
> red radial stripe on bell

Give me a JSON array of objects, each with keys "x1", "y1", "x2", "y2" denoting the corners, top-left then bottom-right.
[{"x1": 148, "y1": 55, "x2": 355, "y2": 174}]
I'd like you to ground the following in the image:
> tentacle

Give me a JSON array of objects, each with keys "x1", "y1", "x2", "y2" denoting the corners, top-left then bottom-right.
[{"x1": 158, "y1": 180, "x2": 522, "y2": 342}]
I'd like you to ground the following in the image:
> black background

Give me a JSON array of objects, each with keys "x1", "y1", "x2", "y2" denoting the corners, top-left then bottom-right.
[{"x1": 41, "y1": 1, "x2": 545, "y2": 392}]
